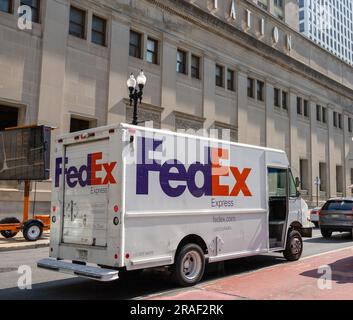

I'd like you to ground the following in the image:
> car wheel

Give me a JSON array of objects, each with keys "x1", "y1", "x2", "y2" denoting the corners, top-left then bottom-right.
[
  {"x1": 321, "y1": 229, "x2": 332, "y2": 239},
  {"x1": 283, "y1": 230, "x2": 303, "y2": 262},
  {"x1": 171, "y1": 243, "x2": 205, "y2": 287},
  {"x1": 23, "y1": 221, "x2": 43, "y2": 242},
  {"x1": 0, "y1": 217, "x2": 20, "y2": 239}
]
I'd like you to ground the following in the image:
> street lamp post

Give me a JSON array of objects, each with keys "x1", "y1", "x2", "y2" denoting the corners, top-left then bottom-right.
[{"x1": 127, "y1": 70, "x2": 147, "y2": 126}]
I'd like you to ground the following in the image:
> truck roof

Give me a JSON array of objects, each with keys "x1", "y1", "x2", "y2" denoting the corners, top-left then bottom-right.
[{"x1": 59, "y1": 122, "x2": 287, "y2": 155}]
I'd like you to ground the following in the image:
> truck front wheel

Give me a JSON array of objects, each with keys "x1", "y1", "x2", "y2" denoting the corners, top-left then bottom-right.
[
  {"x1": 283, "y1": 230, "x2": 303, "y2": 262},
  {"x1": 172, "y1": 243, "x2": 205, "y2": 287}
]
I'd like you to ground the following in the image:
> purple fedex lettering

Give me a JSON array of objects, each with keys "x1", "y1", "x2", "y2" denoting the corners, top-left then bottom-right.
[
  {"x1": 55, "y1": 152, "x2": 116, "y2": 188},
  {"x1": 136, "y1": 137, "x2": 212, "y2": 198}
]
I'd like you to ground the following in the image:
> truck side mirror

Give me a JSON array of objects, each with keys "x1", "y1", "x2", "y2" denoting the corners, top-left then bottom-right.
[{"x1": 295, "y1": 177, "x2": 301, "y2": 188}]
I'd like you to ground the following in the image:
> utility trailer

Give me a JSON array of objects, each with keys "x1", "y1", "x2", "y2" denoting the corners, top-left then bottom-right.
[
  {"x1": 38, "y1": 123, "x2": 312, "y2": 286},
  {"x1": 0, "y1": 125, "x2": 51, "y2": 241}
]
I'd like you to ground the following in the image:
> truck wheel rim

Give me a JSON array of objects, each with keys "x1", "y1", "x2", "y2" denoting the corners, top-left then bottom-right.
[
  {"x1": 28, "y1": 226, "x2": 40, "y2": 240},
  {"x1": 290, "y1": 238, "x2": 302, "y2": 255},
  {"x1": 181, "y1": 251, "x2": 202, "y2": 281}
]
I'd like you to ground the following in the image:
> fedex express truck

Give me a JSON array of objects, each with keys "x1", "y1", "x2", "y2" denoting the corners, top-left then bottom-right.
[{"x1": 38, "y1": 123, "x2": 312, "y2": 286}]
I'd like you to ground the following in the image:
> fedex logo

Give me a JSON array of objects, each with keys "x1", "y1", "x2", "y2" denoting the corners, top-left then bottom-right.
[
  {"x1": 136, "y1": 138, "x2": 252, "y2": 198},
  {"x1": 55, "y1": 152, "x2": 117, "y2": 188}
]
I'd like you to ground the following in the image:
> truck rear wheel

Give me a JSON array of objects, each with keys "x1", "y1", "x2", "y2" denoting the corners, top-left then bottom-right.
[
  {"x1": 23, "y1": 221, "x2": 43, "y2": 242},
  {"x1": 172, "y1": 243, "x2": 205, "y2": 287},
  {"x1": 0, "y1": 217, "x2": 20, "y2": 239},
  {"x1": 283, "y1": 230, "x2": 303, "y2": 262}
]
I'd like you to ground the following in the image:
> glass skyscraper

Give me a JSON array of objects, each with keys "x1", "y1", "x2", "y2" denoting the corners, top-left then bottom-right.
[{"x1": 299, "y1": 0, "x2": 353, "y2": 66}]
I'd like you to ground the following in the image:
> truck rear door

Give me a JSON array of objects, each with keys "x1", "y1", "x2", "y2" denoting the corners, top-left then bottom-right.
[{"x1": 61, "y1": 139, "x2": 114, "y2": 247}]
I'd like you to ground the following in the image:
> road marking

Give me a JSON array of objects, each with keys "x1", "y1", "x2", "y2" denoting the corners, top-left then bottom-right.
[{"x1": 301, "y1": 245, "x2": 353, "y2": 261}]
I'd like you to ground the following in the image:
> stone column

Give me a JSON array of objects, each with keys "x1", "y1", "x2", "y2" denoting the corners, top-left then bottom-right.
[
  {"x1": 265, "y1": 79, "x2": 275, "y2": 148},
  {"x1": 327, "y1": 105, "x2": 336, "y2": 198},
  {"x1": 343, "y1": 113, "x2": 351, "y2": 197},
  {"x1": 37, "y1": 0, "x2": 69, "y2": 132},
  {"x1": 309, "y1": 98, "x2": 319, "y2": 204},
  {"x1": 107, "y1": 18, "x2": 130, "y2": 125},
  {"x1": 288, "y1": 90, "x2": 299, "y2": 171},
  {"x1": 203, "y1": 55, "x2": 216, "y2": 130},
  {"x1": 236, "y1": 68, "x2": 248, "y2": 143},
  {"x1": 160, "y1": 38, "x2": 177, "y2": 130}
]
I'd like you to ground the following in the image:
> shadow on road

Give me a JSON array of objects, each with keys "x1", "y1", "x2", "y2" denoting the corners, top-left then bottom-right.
[
  {"x1": 1, "y1": 234, "x2": 351, "y2": 299},
  {"x1": 0, "y1": 254, "x2": 287, "y2": 300},
  {"x1": 300, "y1": 256, "x2": 353, "y2": 285},
  {"x1": 305, "y1": 232, "x2": 353, "y2": 244}
]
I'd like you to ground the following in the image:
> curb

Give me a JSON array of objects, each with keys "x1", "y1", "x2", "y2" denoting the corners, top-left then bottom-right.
[{"x1": 0, "y1": 242, "x2": 50, "y2": 252}]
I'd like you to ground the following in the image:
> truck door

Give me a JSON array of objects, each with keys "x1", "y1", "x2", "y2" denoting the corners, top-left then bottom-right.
[
  {"x1": 61, "y1": 139, "x2": 112, "y2": 247},
  {"x1": 268, "y1": 168, "x2": 289, "y2": 249},
  {"x1": 288, "y1": 170, "x2": 302, "y2": 224}
]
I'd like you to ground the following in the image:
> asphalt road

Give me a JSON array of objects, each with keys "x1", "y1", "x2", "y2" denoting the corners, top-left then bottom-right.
[{"x1": 0, "y1": 229, "x2": 352, "y2": 300}]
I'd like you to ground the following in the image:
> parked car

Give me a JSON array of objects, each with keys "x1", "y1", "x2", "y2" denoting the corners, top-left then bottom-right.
[
  {"x1": 319, "y1": 198, "x2": 353, "y2": 238},
  {"x1": 310, "y1": 207, "x2": 322, "y2": 227}
]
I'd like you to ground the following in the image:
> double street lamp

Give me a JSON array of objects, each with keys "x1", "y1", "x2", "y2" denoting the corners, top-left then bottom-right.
[{"x1": 127, "y1": 70, "x2": 147, "y2": 126}]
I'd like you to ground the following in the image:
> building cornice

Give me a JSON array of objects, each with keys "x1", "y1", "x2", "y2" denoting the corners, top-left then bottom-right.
[{"x1": 144, "y1": 0, "x2": 353, "y2": 104}]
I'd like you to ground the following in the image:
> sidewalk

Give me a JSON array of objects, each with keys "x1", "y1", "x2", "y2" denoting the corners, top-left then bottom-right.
[
  {"x1": 0, "y1": 232, "x2": 50, "y2": 252},
  {"x1": 148, "y1": 247, "x2": 353, "y2": 300}
]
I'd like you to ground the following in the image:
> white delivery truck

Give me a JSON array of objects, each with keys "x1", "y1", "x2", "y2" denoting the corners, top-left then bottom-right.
[{"x1": 38, "y1": 123, "x2": 312, "y2": 286}]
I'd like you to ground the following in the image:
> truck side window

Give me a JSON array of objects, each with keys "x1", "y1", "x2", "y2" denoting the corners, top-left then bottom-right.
[{"x1": 289, "y1": 171, "x2": 298, "y2": 198}]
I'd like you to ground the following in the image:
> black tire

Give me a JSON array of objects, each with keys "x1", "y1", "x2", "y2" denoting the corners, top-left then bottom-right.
[
  {"x1": 283, "y1": 230, "x2": 303, "y2": 262},
  {"x1": 321, "y1": 229, "x2": 332, "y2": 239},
  {"x1": 171, "y1": 243, "x2": 205, "y2": 287},
  {"x1": 0, "y1": 217, "x2": 20, "y2": 239},
  {"x1": 23, "y1": 221, "x2": 43, "y2": 242}
]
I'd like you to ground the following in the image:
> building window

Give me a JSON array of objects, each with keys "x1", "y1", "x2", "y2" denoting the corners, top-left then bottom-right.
[
  {"x1": 69, "y1": 6, "x2": 86, "y2": 39},
  {"x1": 297, "y1": 97, "x2": 302, "y2": 115},
  {"x1": 336, "y1": 165, "x2": 343, "y2": 193},
  {"x1": 319, "y1": 162, "x2": 327, "y2": 192},
  {"x1": 146, "y1": 37, "x2": 158, "y2": 64},
  {"x1": 91, "y1": 15, "x2": 106, "y2": 46},
  {"x1": 227, "y1": 69, "x2": 235, "y2": 91},
  {"x1": 70, "y1": 117, "x2": 93, "y2": 133},
  {"x1": 303, "y1": 100, "x2": 309, "y2": 117},
  {"x1": 274, "y1": 88, "x2": 280, "y2": 107},
  {"x1": 176, "y1": 50, "x2": 187, "y2": 75},
  {"x1": 191, "y1": 55, "x2": 200, "y2": 79},
  {"x1": 129, "y1": 31, "x2": 142, "y2": 59},
  {"x1": 0, "y1": 0, "x2": 12, "y2": 13},
  {"x1": 20, "y1": 0, "x2": 40, "y2": 23},
  {"x1": 338, "y1": 113, "x2": 343, "y2": 129},
  {"x1": 316, "y1": 105, "x2": 321, "y2": 121},
  {"x1": 349, "y1": 117, "x2": 352, "y2": 133},
  {"x1": 0, "y1": 106, "x2": 18, "y2": 131},
  {"x1": 300, "y1": 159, "x2": 309, "y2": 190},
  {"x1": 247, "y1": 78, "x2": 254, "y2": 98},
  {"x1": 322, "y1": 107, "x2": 327, "y2": 123},
  {"x1": 333, "y1": 111, "x2": 338, "y2": 127},
  {"x1": 282, "y1": 91, "x2": 288, "y2": 109},
  {"x1": 215, "y1": 65, "x2": 224, "y2": 88},
  {"x1": 274, "y1": 0, "x2": 283, "y2": 8},
  {"x1": 257, "y1": 80, "x2": 264, "y2": 101}
]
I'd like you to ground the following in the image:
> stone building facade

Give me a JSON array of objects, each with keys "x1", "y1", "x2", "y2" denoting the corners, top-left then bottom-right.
[{"x1": 0, "y1": 0, "x2": 353, "y2": 216}]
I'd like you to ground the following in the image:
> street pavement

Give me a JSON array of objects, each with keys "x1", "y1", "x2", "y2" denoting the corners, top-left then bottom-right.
[
  {"x1": 0, "y1": 232, "x2": 50, "y2": 252},
  {"x1": 0, "y1": 229, "x2": 352, "y2": 300}
]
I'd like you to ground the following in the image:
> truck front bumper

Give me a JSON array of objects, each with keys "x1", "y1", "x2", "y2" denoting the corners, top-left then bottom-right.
[{"x1": 37, "y1": 258, "x2": 119, "y2": 282}]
